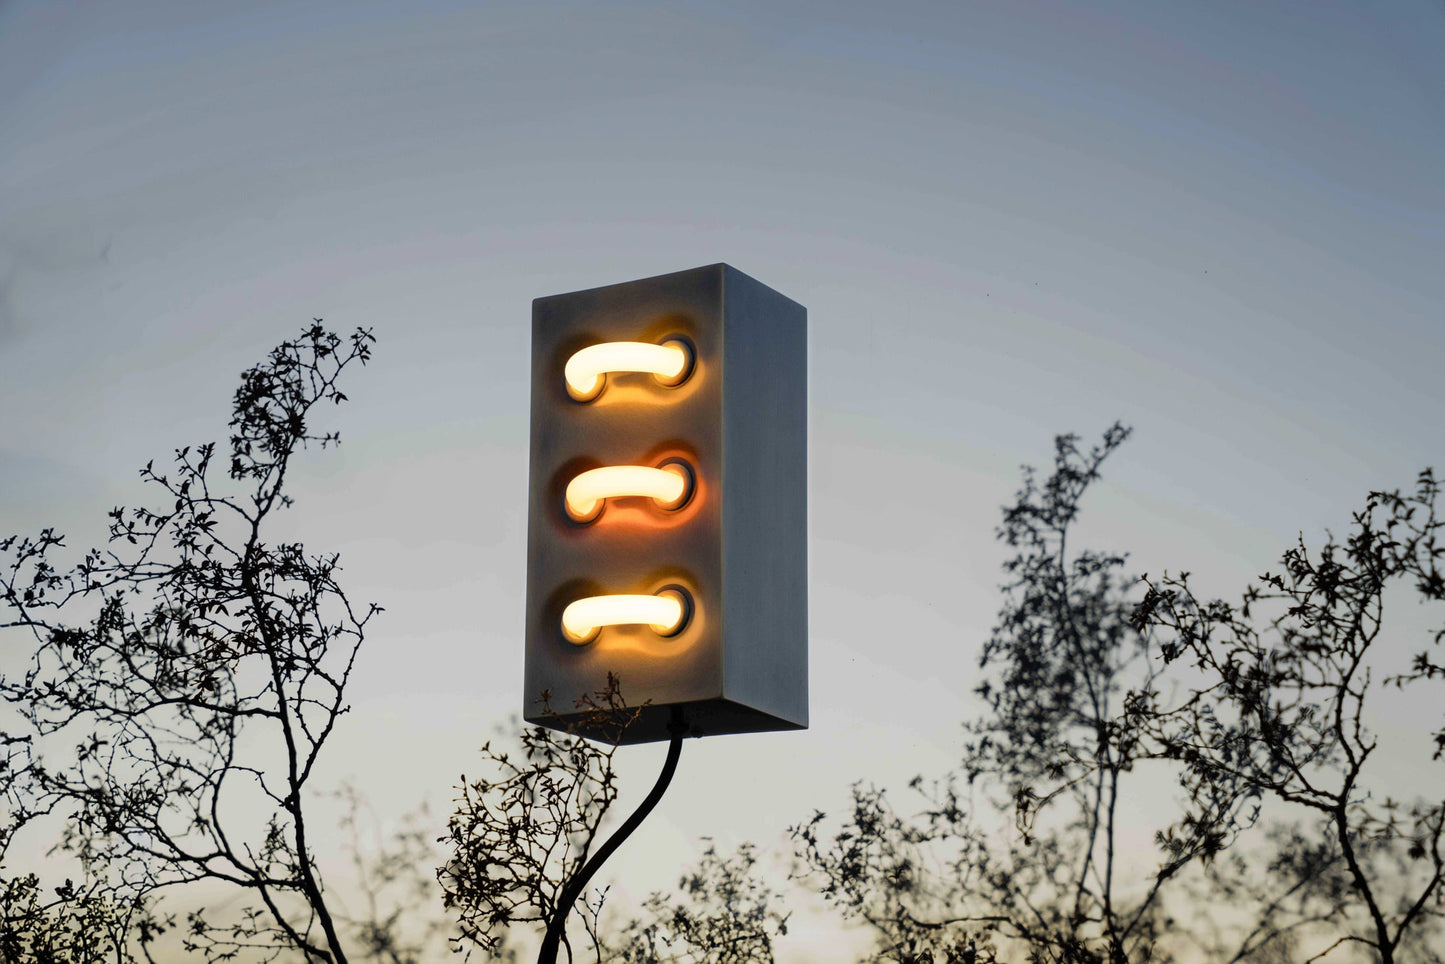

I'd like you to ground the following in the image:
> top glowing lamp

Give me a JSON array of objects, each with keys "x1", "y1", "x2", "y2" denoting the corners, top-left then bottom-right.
[{"x1": 564, "y1": 339, "x2": 693, "y2": 401}]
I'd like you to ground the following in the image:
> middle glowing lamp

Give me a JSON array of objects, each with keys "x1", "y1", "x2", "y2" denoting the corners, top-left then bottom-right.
[{"x1": 564, "y1": 461, "x2": 693, "y2": 523}]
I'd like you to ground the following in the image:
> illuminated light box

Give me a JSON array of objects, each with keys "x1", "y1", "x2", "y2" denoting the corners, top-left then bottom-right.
[{"x1": 524, "y1": 263, "x2": 807, "y2": 744}]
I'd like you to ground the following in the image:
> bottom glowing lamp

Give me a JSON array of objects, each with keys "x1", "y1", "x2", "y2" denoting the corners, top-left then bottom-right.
[{"x1": 561, "y1": 586, "x2": 693, "y2": 645}]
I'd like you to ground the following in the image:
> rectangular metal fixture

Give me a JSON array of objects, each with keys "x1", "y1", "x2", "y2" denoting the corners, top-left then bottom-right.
[{"x1": 524, "y1": 263, "x2": 808, "y2": 744}]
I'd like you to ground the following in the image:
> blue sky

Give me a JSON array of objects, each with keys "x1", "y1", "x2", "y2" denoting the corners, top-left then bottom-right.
[{"x1": 2, "y1": 1, "x2": 1442, "y2": 957}]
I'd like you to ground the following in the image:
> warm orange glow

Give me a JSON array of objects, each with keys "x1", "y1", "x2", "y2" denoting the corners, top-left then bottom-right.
[
  {"x1": 564, "y1": 461, "x2": 692, "y2": 522},
  {"x1": 564, "y1": 339, "x2": 691, "y2": 401},
  {"x1": 561, "y1": 588, "x2": 690, "y2": 644}
]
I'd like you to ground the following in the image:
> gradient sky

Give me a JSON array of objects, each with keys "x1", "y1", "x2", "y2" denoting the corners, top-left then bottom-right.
[{"x1": 2, "y1": 1, "x2": 1443, "y2": 958}]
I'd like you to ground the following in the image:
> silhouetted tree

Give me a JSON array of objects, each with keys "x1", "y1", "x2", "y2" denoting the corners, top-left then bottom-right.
[
  {"x1": 1, "y1": 732, "x2": 136, "y2": 962},
  {"x1": 1179, "y1": 820, "x2": 1351, "y2": 962},
  {"x1": 1131, "y1": 468, "x2": 1445, "y2": 963},
  {"x1": 329, "y1": 783, "x2": 453, "y2": 964},
  {"x1": 592, "y1": 841, "x2": 789, "y2": 964},
  {"x1": 439, "y1": 687, "x2": 633, "y2": 960},
  {"x1": 0, "y1": 324, "x2": 402, "y2": 962},
  {"x1": 792, "y1": 426, "x2": 1331, "y2": 963},
  {"x1": 440, "y1": 684, "x2": 789, "y2": 962},
  {"x1": 794, "y1": 426, "x2": 1174, "y2": 962}
]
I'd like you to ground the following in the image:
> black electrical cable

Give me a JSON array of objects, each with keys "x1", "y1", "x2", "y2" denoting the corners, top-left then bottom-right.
[{"x1": 537, "y1": 709, "x2": 687, "y2": 964}]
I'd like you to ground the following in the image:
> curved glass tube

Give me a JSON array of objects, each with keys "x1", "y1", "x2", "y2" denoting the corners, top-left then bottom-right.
[
  {"x1": 561, "y1": 588, "x2": 689, "y2": 644},
  {"x1": 564, "y1": 462, "x2": 692, "y2": 522},
  {"x1": 564, "y1": 340, "x2": 690, "y2": 401}
]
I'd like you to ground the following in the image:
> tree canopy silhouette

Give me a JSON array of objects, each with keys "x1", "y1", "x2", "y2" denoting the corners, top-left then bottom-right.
[
  {"x1": 5, "y1": 338, "x2": 1440, "y2": 964},
  {"x1": 1132, "y1": 468, "x2": 1444, "y2": 963},
  {"x1": 793, "y1": 425, "x2": 1188, "y2": 963},
  {"x1": 794, "y1": 426, "x2": 1442, "y2": 963},
  {"x1": 0, "y1": 324, "x2": 432, "y2": 962},
  {"x1": 440, "y1": 681, "x2": 789, "y2": 962}
]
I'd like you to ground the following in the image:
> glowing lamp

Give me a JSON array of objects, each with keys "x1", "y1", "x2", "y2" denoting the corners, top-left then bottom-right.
[
  {"x1": 564, "y1": 339, "x2": 692, "y2": 401},
  {"x1": 561, "y1": 587, "x2": 692, "y2": 644},
  {"x1": 564, "y1": 460, "x2": 693, "y2": 522}
]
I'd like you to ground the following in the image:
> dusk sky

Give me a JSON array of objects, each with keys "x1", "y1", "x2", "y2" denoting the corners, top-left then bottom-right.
[{"x1": 2, "y1": 1, "x2": 1442, "y2": 958}]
